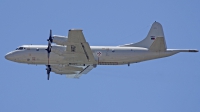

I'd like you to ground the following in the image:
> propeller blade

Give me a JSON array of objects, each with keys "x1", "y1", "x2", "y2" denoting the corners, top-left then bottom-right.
[
  {"x1": 48, "y1": 29, "x2": 53, "y2": 43},
  {"x1": 46, "y1": 65, "x2": 51, "y2": 80},
  {"x1": 47, "y1": 52, "x2": 50, "y2": 59},
  {"x1": 47, "y1": 53, "x2": 50, "y2": 65},
  {"x1": 47, "y1": 73, "x2": 50, "y2": 80}
]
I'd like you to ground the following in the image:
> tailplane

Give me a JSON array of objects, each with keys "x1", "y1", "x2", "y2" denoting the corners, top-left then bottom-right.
[{"x1": 121, "y1": 21, "x2": 167, "y2": 51}]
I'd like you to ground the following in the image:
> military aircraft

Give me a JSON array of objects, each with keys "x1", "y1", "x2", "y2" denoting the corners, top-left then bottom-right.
[{"x1": 5, "y1": 22, "x2": 198, "y2": 80}]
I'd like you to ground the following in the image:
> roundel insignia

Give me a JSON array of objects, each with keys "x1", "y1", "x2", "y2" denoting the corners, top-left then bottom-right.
[{"x1": 96, "y1": 51, "x2": 102, "y2": 57}]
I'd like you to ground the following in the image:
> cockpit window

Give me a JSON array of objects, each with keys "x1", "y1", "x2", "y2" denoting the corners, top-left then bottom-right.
[{"x1": 16, "y1": 47, "x2": 26, "y2": 50}]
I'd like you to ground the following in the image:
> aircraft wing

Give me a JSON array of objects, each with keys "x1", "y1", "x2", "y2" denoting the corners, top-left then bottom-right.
[
  {"x1": 51, "y1": 65, "x2": 94, "y2": 78},
  {"x1": 65, "y1": 29, "x2": 97, "y2": 64}
]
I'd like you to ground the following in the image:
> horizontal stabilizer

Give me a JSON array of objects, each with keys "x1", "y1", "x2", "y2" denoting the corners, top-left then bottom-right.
[
  {"x1": 149, "y1": 37, "x2": 167, "y2": 52},
  {"x1": 167, "y1": 49, "x2": 199, "y2": 52}
]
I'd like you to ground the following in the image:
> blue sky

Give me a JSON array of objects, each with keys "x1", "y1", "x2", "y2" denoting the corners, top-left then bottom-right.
[{"x1": 1, "y1": 0, "x2": 200, "y2": 112}]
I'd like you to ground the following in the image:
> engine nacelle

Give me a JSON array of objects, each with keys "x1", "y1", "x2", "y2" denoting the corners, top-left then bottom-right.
[
  {"x1": 51, "y1": 45, "x2": 66, "y2": 56},
  {"x1": 52, "y1": 35, "x2": 68, "y2": 45}
]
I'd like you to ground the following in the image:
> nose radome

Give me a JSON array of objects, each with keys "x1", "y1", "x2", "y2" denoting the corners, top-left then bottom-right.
[{"x1": 5, "y1": 53, "x2": 13, "y2": 61}]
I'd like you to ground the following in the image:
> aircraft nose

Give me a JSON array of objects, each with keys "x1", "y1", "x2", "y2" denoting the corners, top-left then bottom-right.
[{"x1": 5, "y1": 52, "x2": 14, "y2": 61}]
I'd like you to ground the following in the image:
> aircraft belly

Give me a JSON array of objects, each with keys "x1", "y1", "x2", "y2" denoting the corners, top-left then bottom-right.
[
  {"x1": 97, "y1": 51, "x2": 145, "y2": 64},
  {"x1": 103, "y1": 51, "x2": 161, "y2": 64}
]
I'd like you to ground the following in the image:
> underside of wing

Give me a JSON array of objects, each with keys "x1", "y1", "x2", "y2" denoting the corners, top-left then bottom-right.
[{"x1": 51, "y1": 64, "x2": 94, "y2": 79}]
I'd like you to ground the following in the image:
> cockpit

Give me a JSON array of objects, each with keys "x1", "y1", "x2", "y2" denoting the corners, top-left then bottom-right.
[{"x1": 16, "y1": 47, "x2": 26, "y2": 50}]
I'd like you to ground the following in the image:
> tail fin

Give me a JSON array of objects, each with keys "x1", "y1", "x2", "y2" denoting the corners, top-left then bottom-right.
[
  {"x1": 149, "y1": 37, "x2": 166, "y2": 52},
  {"x1": 121, "y1": 21, "x2": 167, "y2": 50}
]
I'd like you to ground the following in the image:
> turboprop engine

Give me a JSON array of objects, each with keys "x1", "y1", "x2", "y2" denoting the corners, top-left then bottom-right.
[
  {"x1": 52, "y1": 35, "x2": 68, "y2": 45},
  {"x1": 51, "y1": 45, "x2": 66, "y2": 56}
]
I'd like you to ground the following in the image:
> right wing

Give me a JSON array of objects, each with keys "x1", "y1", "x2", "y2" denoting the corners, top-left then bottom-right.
[{"x1": 64, "y1": 29, "x2": 97, "y2": 65}]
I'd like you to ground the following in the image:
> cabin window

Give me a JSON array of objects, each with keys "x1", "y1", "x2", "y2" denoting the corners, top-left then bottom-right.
[{"x1": 19, "y1": 47, "x2": 23, "y2": 50}]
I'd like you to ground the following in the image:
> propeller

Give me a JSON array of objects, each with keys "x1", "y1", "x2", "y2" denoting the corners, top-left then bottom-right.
[
  {"x1": 46, "y1": 29, "x2": 53, "y2": 58},
  {"x1": 45, "y1": 29, "x2": 53, "y2": 80}
]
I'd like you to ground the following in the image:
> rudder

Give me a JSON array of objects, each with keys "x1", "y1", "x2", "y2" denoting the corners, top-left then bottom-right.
[
  {"x1": 149, "y1": 37, "x2": 166, "y2": 52},
  {"x1": 121, "y1": 21, "x2": 167, "y2": 49}
]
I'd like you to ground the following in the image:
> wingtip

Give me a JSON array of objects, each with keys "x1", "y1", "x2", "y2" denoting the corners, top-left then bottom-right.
[
  {"x1": 188, "y1": 50, "x2": 198, "y2": 52},
  {"x1": 69, "y1": 29, "x2": 83, "y2": 31}
]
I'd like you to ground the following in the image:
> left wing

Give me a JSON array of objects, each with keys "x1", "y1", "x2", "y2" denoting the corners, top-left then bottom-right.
[
  {"x1": 65, "y1": 29, "x2": 97, "y2": 65},
  {"x1": 51, "y1": 65, "x2": 94, "y2": 79}
]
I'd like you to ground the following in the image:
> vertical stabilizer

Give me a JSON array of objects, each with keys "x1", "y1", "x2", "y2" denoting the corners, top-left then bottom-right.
[
  {"x1": 121, "y1": 22, "x2": 167, "y2": 49},
  {"x1": 149, "y1": 37, "x2": 166, "y2": 52}
]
